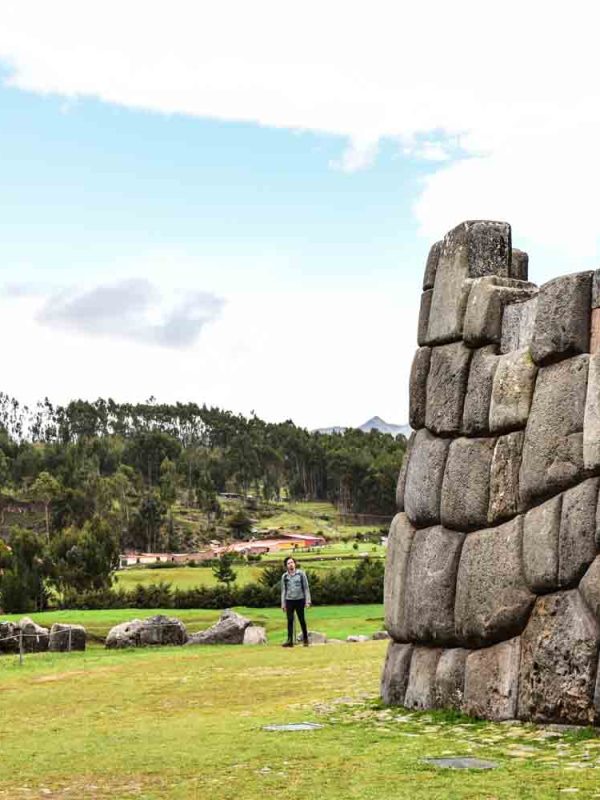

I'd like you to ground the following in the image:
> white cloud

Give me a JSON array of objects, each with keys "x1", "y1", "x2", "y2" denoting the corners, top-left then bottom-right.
[
  {"x1": 2, "y1": 1, "x2": 600, "y2": 260},
  {"x1": 0, "y1": 284, "x2": 414, "y2": 430}
]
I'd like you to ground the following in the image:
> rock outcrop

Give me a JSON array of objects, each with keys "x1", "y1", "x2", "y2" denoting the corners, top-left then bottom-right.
[{"x1": 382, "y1": 220, "x2": 600, "y2": 724}]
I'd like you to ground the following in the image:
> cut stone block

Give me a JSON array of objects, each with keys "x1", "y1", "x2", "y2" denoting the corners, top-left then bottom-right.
[
  {"x1": 488, "y1": 431, "x2": 524, "y2": 524},
  {"x1": 409, "y1": 347, "x2": 431, "y2": 430},
  {"x1": 559, "y1": 478, "x2": 599, "y2": 588},
  {"x1": 591, "y1": 308, "x2": 600, "y2": 355},
  {"x1": 463, "y1": 638, "x2": 521, "y2": 721},
  {"x1": 518, "y1": 591, "x2": 600, "y2": 724},
  {"x1": 584, "y1": 354, "x2": 600, "y2": 469},
  {"x1": 441, "y1": 437, "x2": 496, "y2": 531},
  {"x1": 381, "y1": 641, "x2": 413, "y2": 705},
  {"x1": 462, "y1": 345, "x2": 498, "y2": 436},
  {"x1": 427, "y1": 221, "x2": 511, "y2": 344},
  {"x1": 500, "y1": 296, "x2": 538, "y2": 354},
  {"x1": 395, "y1": 431, "x2": 415, "y2": 511},
  {"x1": 423, "y1": 240, "x2": 442, "y2": 290},
  {"x1": 48, "y1": 623, "x2": 86, "y2": 652},
  {"x1": 417, "y1": 290, "x2": 433, "y2": 346},
  {"x1": 530, "y1": 271, "x2": 592, "y2": 365},
  {"x1": 434, "y1": 649, "x2": 468, "y2": 710},
  {"x1": 403, "y1": 526, "x2": 465, "y2": 645},
  {"x1": 384, "y1": 513, "x2": 416, "y2": 642},
  {"x1": 592, "y1": 268, "x2": 600, "y2": 308},
  {"x1": 511, "y1": 248, "x2": 529, "y2": 281},
  {"x1": 463, "y1": 277, "x2": 536, "y2": 347},
  {"x1": 580, "y1": 556, "x2": 600, "y2": 622},
  {"x1": 425, "y1": 343, "x2": 472, "y2": 436},
  {"x1": 519, "y1": 355, "x2": 589, "y2": 507},
  {"x1": 404, "y1": 647, "x2": 443, "y2": 710},
  {"x1": 522, "y1": 494, "x2": 561, "y2": 593},
  {"x1": 404, "y1": 428, "x2": 450, "y2": 528},
  {"x1": 489, "y1": 348, "x2": 537, "y2": 433},
  {"x1": 455, "y1": 517, "x2": 535, "y2": 648}
]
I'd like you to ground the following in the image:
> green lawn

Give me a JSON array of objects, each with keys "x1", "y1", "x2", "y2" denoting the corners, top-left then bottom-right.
[
  {"x1": 1, "y1": 603, "x2": 385, "y2": 642},
  {"x1": 1, "y1": 636, "x2": 599, "y2": 799}
]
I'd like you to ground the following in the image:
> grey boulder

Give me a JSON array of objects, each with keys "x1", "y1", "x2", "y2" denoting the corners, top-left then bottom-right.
[
  {"x1": 18, "y1": 617, "x2": 49, "y2": 653},
  {"x1": 106, "y1": 615, "x2": 188, "y2": 649},
  {"x1": 187, "y1": 609, "x2": 250, "y2": 645},
  {"x1": 243, "y1": 626, "x2": 267, "y2": 645},
  {"x1": 49, "y1": 623, "x2": 87, "y2": 652}
]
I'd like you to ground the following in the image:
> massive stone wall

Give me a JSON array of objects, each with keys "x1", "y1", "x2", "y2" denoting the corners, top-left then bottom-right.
[{"x1": 382, "y1": 219, "x2": 600, "y2": 724}]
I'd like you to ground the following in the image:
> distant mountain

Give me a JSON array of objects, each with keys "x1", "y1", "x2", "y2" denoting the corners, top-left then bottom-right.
[{"x1": 316, "y1": 416, "x2": 410, "y2": 438}]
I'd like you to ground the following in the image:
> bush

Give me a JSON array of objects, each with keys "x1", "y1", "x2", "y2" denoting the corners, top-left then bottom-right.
[{"x1": 59, "y1": 559, "x2": 383, "y2": 610}]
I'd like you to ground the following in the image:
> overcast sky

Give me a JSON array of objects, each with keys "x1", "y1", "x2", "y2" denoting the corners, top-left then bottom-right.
[{"x1": 1, "y1": 1, "x2": 599, "y2": 429}]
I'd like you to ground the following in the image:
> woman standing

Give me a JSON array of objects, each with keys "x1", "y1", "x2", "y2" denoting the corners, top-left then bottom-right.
[{"x1": 281, "y1": 556, "x2": 311, "y2": 647}]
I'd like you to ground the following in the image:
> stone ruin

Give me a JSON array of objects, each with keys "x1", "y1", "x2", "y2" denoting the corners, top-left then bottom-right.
[{"x1": 382, "y1": 220, "x2": 600, "y2": 725}]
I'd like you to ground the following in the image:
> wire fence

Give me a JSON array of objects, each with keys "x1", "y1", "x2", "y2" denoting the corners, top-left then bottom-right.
[{"x1": 0, "y1": 619, "x2": 194, "y2": 665}]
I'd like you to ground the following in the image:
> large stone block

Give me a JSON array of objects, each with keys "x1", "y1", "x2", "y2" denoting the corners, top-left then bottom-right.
[
  {"x1": 425, "y1": 342, "x2": 472, "y2": 436},
  {"x1": 49, "y1": 623, "x2": 86, "y2": 652},
  {"x1": 427, "y1": 221, "x2": 511, "y2": 344},
  {"x1": 409, "y1": 347, "x2": 431, "y2": 430},
  {"x1": 519, "y1": 355, "x2": 589, "y2": 507},
  {"x1": 434, "y1": 649, "x2": 468, "y2": 711},
  {"x1": 441, "y1": 437, "x2": 495, "y2": 531},
  {"x1": 403, "y1": 526, "x2": 465, "y2": 645},
  {"x1": 511, "y1": 248, "x2": 529, "y2": 281},
  {"x1": 423, "y1": 241, "x2": 442, "y2": 290},
  {"x1": 591, "y1": 308, "x2": 600, "y2": 355},
  {"x1": 463, "y1": 277, "x2": 536, "y2": 348},
  {"x1": 580, "y1": 556, "x2": 600, "y2": 622},
  {"x1": 455, "y1": 517, "x2": 535, "y2": 648},
  {"x1": 462, "y1": 345, "x2": 498, "y2": 436},
  {"x1": 395, "y1": 431, "x2": 415, "y2": 511},
  {"x1": 489, "y1": 349, "x2": 537, "y2": 433},
  {"x1": 463, "y1": 638, "x2": 521, "y2": 721},
  {"x1": 417, "y1": 290, "x2": 433, "y2": 346},
  {"x1": 530, "y1": 272, "x2": 592, "y2": 365},
  {"x1": 19, "y1": 617, "x2": 49, "y2": 653},
  {"x1": 518, "y1": 591, "x2": 600, "y2": 724},
  {"x1": 404, "y1": 647, "x2": 443, "y2": 710},
  {"x1": 404, "y1": 429, "x2": 450, "y2": 527},
  {"x1": 500, "y1": 296, "x2": 538, "y2": 354},
  {"x1": 488, "y1": 431, "x2": 524, "y2": 524},
  {"x1": 522, "y1": 494, "x2": 561, "y2": 593},
  {"x1": 381, "y1": 641, "x2": 413, "y2": 705},
  {"x1": 559, "y1": 478, "x2": 599, "y2": 588},
  {"x1": 583, "y1": 354, "x2": 600, "y2": 469},
  {"x1": 384, "y1": 513, "x2": 416, "y2": 642}
]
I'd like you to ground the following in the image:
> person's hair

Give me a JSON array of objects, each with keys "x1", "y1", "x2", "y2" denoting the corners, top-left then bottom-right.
[{"x1": 284, "y1": 556, "x2": 297, "y2": 569}]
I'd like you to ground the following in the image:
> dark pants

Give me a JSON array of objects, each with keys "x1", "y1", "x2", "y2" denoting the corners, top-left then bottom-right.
[{"x1": 286, "y1": 598, "x2": 308, "y2": 643}]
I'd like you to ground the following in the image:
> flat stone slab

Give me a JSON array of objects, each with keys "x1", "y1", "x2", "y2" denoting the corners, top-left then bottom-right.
[
  {"x1": 423, "y1": 757, "x2": 498, "y2": 770},
  {"x1": 263, "y1": 723, "x2": 324, "y2": 732}
]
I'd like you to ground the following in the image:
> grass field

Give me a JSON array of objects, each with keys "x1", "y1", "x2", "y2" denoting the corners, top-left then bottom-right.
[
  {"x1": 0, "y1": 603, "x2": 386, "y2": 642},
  {"x1": 1, "y1": 636, "x2": 600, "y2": 799}
]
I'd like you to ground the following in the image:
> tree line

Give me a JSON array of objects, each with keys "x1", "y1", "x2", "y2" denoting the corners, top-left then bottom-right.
[{"x1": 0, "y1": 395, "x2": 404, "y2": 612}]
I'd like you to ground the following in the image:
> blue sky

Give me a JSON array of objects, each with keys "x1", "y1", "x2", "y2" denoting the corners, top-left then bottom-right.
[{"x1": 1, "y1": 1, "x2": 600, "y2": 429}]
